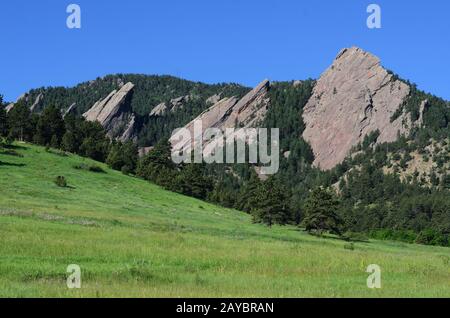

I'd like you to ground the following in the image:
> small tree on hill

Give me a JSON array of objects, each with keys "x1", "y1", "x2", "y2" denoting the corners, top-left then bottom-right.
[
  {"x1": 173, "y1": 163, "x2": 213, "y2": 200},
  {"x1": 7, "y1": 101, "x2": 33, "y2": 141},
  {"x1": 252, "y1": 177, "x2": 291, "y2": 227},
  {"x1": 0, "y1": 95, "x2": 7, "y2": 138},
  {"x1": 106, "y1": 141, "x2": 138, "y2": 174},
  {"x1": 237, "y1": 170, "x2": 262, "y2": 213},
  {"x1": 136, "y1": 138, "x2": 176, "y2": 186},
  {"x1": 301, "y1": 187, "x2": 343, "y2": 236},
  {"x1": 35, "y1": 105, "x2": 65, "y2": 147}
]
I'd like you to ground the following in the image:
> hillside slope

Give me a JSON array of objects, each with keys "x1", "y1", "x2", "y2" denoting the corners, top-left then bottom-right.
[{"x1": 0, "y1": 143, "x2": 449, "y2": 297}]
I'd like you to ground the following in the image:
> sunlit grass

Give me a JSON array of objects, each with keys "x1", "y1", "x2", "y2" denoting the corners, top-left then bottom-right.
[{"x1": 0, "y1": 143, "x2": 449, "y2": 297}]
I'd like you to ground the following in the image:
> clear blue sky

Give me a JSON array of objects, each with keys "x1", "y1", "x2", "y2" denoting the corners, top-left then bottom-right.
[{"x1": 1, "y1": 0, "x2": 449, "y2": 102}]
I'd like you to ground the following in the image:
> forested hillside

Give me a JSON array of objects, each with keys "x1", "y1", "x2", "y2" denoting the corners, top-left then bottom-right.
[{"x1": 8, "y1": 75, "x2": 250, "y2": 147}]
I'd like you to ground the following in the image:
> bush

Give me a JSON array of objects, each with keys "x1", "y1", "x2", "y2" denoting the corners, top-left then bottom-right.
[
  {"x1": 342, "y1": 231, "x2": 369, "y2": 242},
  {"x1": 415, "y1": 229, "x2": 448, "y2": 246},
  {"x1": 46, "y1": 147, "x2": 68, "y2": 157},
  {"x1": 73, "y1": 163, "x2": 105, "y2": 173},
  {"x1": 54, "y1": 176, "x2": 67, "y2": 188},
  {"x1": 121, "y1": 165, "x2": 132, "y2": 175},
  {"x1": 369, "y1": 229, "x2": 417, "y2": 244},
  {"x1": 343, "y1": 243, "x2": 355, "y2": 250}
]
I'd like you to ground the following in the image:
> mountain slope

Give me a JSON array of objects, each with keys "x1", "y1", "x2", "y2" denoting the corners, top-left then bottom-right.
[{"x1": 1, "y1": 143, "x2": 449, "y2": 297}]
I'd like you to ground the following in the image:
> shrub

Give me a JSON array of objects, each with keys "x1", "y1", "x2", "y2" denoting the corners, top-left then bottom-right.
[
  {"x1": 88, "y1": 165, "x2": 105, "y2": 173},
  {"x1": 415, "y1": 229, "x2": 448, "y2": 246},
  {"x1": 342, "y1": 231, "x2": 369, "y2": 242},
  {"x1": 344, "y1": 243, "x2": 355, "y2": 250},
  {"x1": 121, "y1": 165, "x2": 132, "y2": 175},
  {"x1": 73, "y1": 163, "x2": 105, "y2": 173},
  {"x1": 54, "y1": 176, "x2": 67, "y2": 188}
]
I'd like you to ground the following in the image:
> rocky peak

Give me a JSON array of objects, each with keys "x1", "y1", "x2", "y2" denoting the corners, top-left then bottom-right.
[
  {"x1": 83, "y1": 82, "x2": 138, "y2": 141},
  {"x1": 302, "y1": 47, "x2": 413, "y2": 170}
]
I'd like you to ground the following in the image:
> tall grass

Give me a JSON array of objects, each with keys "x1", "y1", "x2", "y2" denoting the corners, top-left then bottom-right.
[{"x1": 0, "y1": 143, "x2": 449, "y2": 297}]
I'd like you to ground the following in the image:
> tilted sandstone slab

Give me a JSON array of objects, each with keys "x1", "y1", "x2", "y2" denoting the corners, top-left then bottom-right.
[
  {"x1": 6, "y1": 92, "x2": 44, "y2": 113},
  {"x1": 302, "y1": 47, "x2": 412, "y2": 170},
  {"x1": 83, "y1": 82, "x2": 137, "y2": 141},
  {"x1": 170, "y1": 79, "x2": 270, "y2": 151},
  {"x1": 5, "y1": 103, "x2": 15, "y2": 113},
  {"x1": 29, "y1": 93, "x2": 44, "y2": 112},
  {"x1": 149, "y1": 102, "x2": 167, "y2": 117},
  {"x1": 149, "y1": 95, "x2": 191, "y2": 117},
  {"x1": 63, "y1": 103, "x2": 77, "y2": 118}
]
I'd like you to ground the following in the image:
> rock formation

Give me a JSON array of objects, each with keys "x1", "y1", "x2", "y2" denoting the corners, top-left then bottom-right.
[
  {"x1": 149, "y1": 95, "x2": 190, "y2": 117},
  {"x1": 5, "y1": 103, "x2": 14, "y2": 113},
  {"x1": 63, "y1": 103, "x2": 77, "y2": 118},
  {"x1": 83, "y1": 82, "x2": 138, "y2": 141},
  {"x1": 5, "y1": 92, "x2": 44, "y2": 113},
  {"x1": 302, "y1": 47, "x2": 413, "y2": 170},
  {"x1": 171, "y1": 79, "x2": 270, "y2": 151},
  {"x1": 29, "y1": 93, "x2": 44, "y2": 112}
]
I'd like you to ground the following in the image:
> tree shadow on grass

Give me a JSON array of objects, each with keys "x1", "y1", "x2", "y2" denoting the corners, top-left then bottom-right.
[
  {"x1": 0, "y1": 161, "x2": 26, "y2": 167},
  {"x1": 3, "y1": 144, "x2": 28, "y2": 151},
  {"x1": 0, "y1": 149, "x2": 24, "y2": 157},
  {"x1": 289, "y1": 227, "x2": 371, "y2": 244}
]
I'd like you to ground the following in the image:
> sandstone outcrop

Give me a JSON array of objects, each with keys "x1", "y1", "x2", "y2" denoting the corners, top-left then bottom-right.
[
  {"x1": 171, "y1": 79, "x2": 270, "y2": 150},
  {"x1": 149, "y1": 95, "x2": 190, "y2": 117},
  {"x1": 5, "y1": 103, "x2": 14, "y2": 113},
  {"x1": 83, "y1": 82, "x2": 138, "y2": 141},
  {"x1": 302, "y1": 47, "x2": 413, "y2": 170},
  {"x1": 29, "y1": 93, "x2": 44, "y2": 112},
  {"x1": 63, "y1": 103, "x2": 77, "y2": 117},
  {"x1": 6, "y1": 92, "x2": 44, "y2": 113}
]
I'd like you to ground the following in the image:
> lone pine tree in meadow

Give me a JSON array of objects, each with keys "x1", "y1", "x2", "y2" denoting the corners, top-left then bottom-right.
[
  {"x1": 252, "y1": 177, "x2": 291, "y2": 227},
  {"x1": 301, "y1": 187, "x2": 343, "y2": 236}
]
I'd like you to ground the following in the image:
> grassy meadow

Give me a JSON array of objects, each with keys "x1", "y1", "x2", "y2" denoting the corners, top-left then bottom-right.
[{"x1": 0, "y1": 143, "x2": 449, "y2": 297}]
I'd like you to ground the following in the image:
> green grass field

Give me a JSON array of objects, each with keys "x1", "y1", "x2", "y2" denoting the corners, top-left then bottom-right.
[{"x1": 0, "y1": 143, "x2": 449, "y2": 297}]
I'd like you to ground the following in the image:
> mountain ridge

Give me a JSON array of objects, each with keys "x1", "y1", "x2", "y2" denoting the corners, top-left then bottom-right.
[{"x1": 3, "y1": 47, "x2": 449, "y2": 172}]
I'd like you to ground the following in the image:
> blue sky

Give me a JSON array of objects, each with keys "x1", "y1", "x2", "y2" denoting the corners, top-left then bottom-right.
[{"x1": 1, "y1": 0, "x2": 449, "y2": 102}]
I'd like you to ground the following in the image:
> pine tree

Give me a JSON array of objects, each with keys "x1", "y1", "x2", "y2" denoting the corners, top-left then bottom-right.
[
  {"x1": 174, "y1": 163, "x2": 213, "y2": 200},
  {"x1": 7, "y1": 101, "x2": 33, "y2": 141},
  {"x1": 252, "y1": 177, "x2": 291, "y2": 227},
  {"x1": 61, "y1": 131, "x2": 78, "y2": 153},
  {"x1": 35, "y1": 105, "x2": 65, "y2": 147},
  {"x1": 0, "y1": 95, "x2": 7, "y2": 137},
  {"x1": 237, "y1": 170, "x2": 262, "y2": 213},
  {"x1": 301, "y1": 187, "x2": 343, "y2": 236},
  {"x1": 106, "y1": 141, "x2": 138, "y2": 174},
  {"x1": 50, "y1": 135, "x2": 59, "y2": 149},
  {"x1": 136, "y1": 138, "x2": 176, "y2": 186},
  {"x1": 78, "y1": 121, "x2": 110, "y2": 162}
]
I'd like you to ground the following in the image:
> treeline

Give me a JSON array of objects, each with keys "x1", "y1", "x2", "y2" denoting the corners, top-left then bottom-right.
[
  {"x1": 0, "y1": 98, "x2": 137, "y2": 174},
  {"x1": 17, "y1": 74, "x2": 250, "y2": 117}
]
